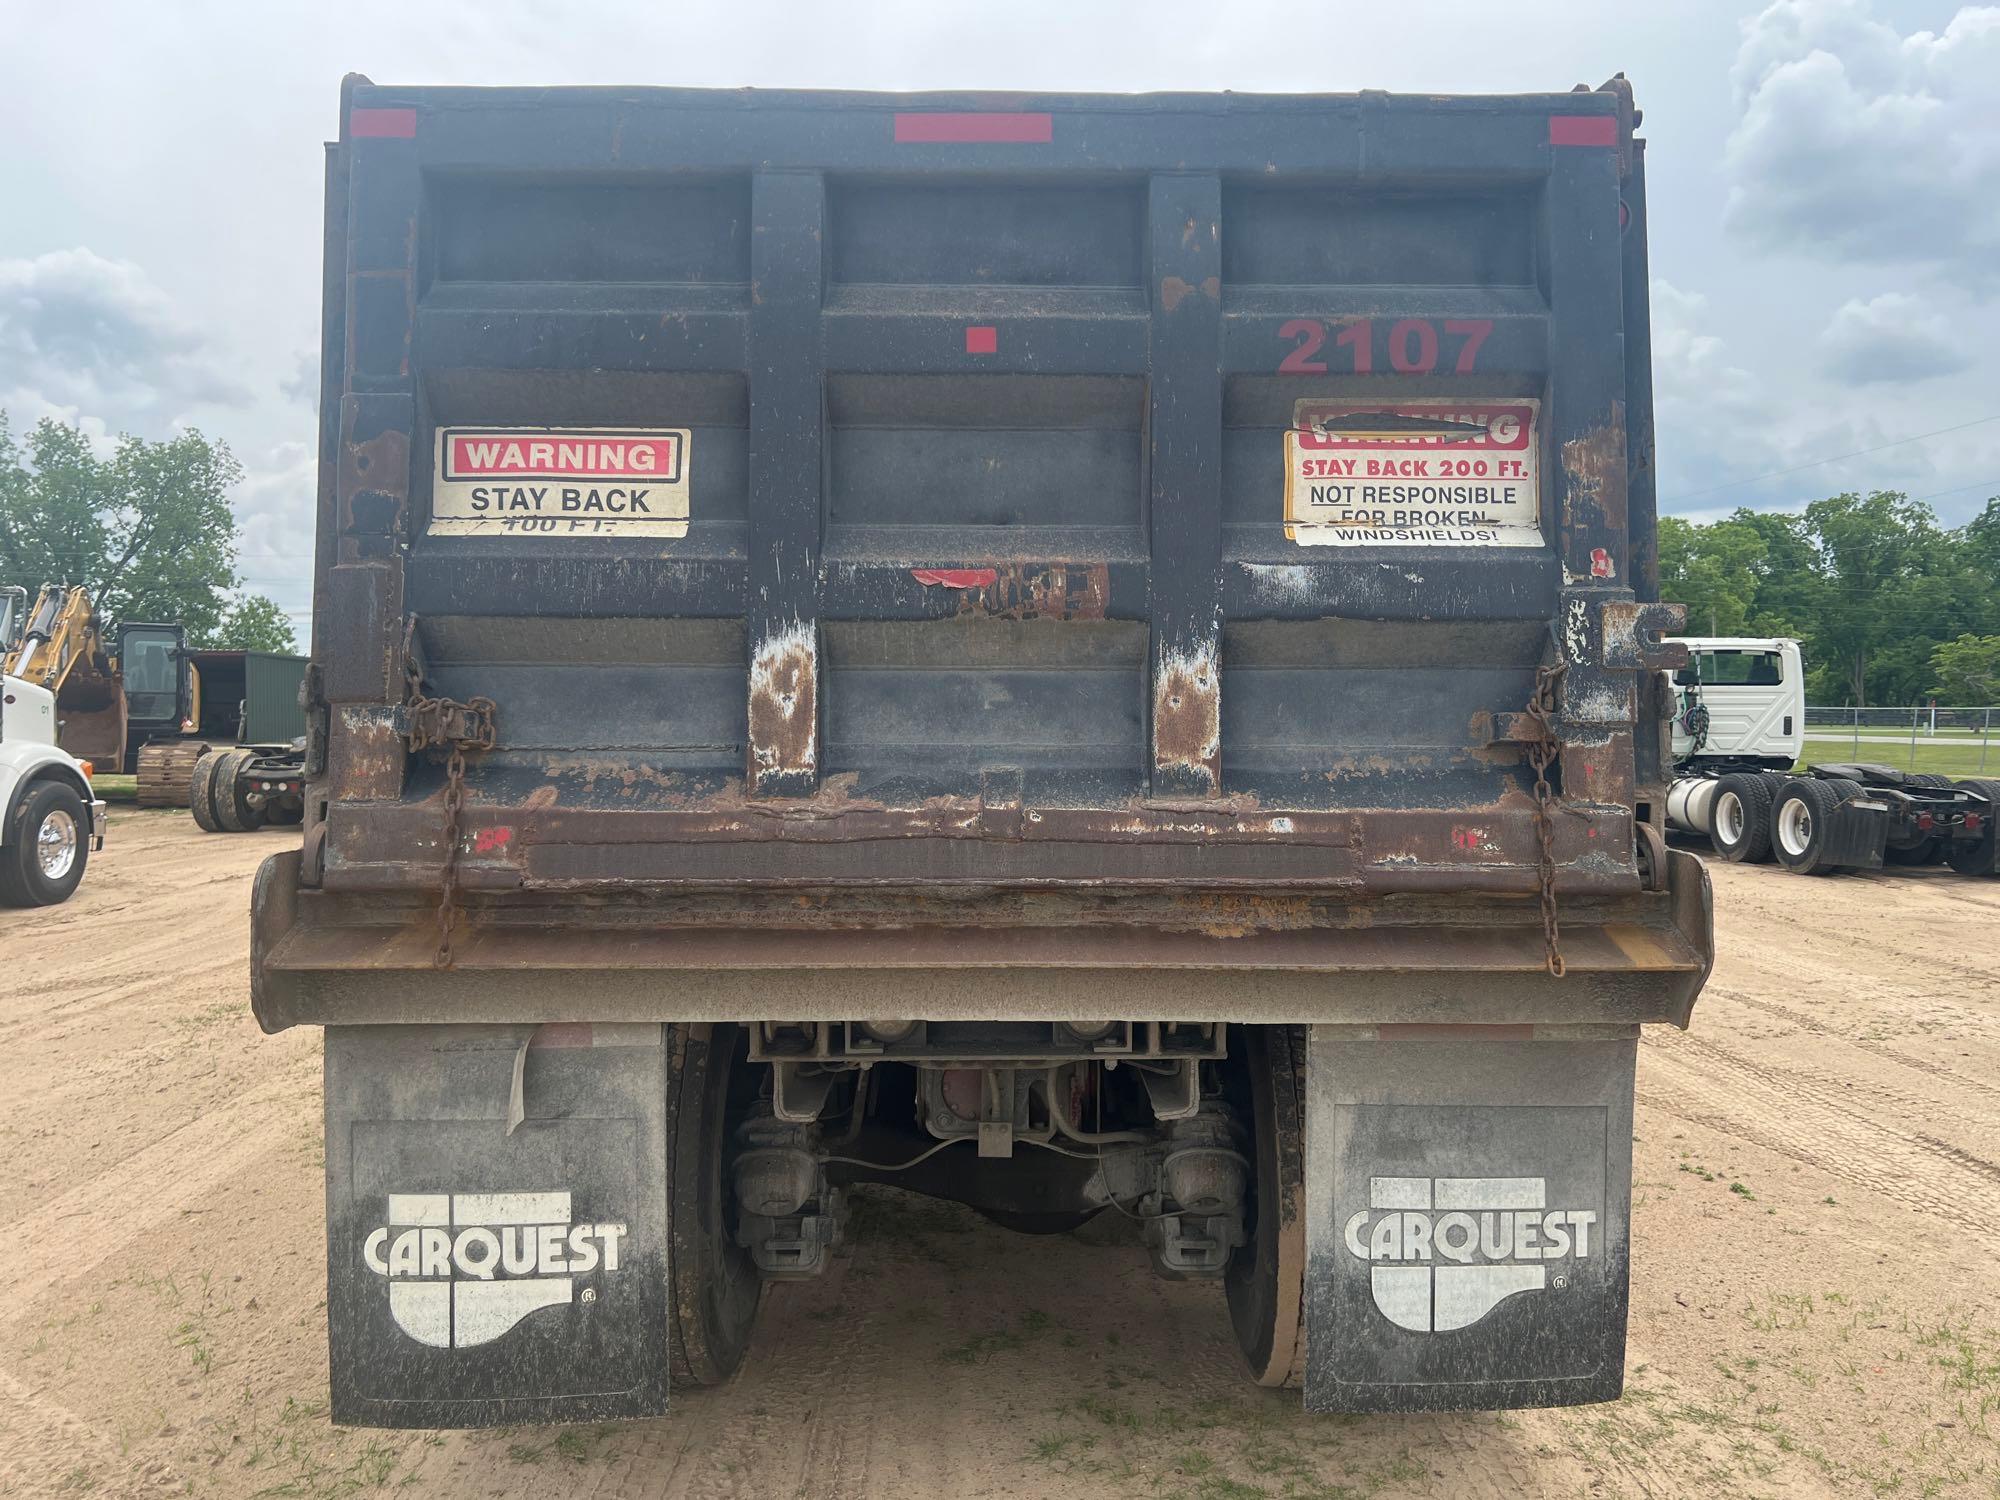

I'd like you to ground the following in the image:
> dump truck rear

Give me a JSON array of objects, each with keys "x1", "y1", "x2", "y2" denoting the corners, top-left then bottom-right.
[{"x1": 253, "y1": 74, "x2": 1712, "y2": 1428}]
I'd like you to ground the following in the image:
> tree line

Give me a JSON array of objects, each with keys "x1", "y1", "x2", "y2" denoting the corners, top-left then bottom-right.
[
  {"x1": 1661, "y1": 491, "x2": 2000, "y2": 707},
  {"x1": 0, "y1": 414, "x2": 296, "y2": 653}
]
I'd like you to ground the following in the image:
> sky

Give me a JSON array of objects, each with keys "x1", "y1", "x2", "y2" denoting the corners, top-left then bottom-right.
[{"x1": 3, "y1": 0, "x2": 1999, "y2": 643}]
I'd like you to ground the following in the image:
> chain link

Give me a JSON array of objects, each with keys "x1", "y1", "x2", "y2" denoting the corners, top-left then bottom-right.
[
  {"x1": 401, "y1": 626, "x2": 495, "y2": 969},
  {"x1": 1522, "y1": 656, "x2": 1570, "y2": 978}
]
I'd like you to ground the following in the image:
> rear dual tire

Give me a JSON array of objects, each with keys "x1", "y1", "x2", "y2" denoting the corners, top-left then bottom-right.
[
  {"x1": 1225, "y1": 1026, "x2": 1307, "y2": 1388},
  {"x1": 1771, "y1": 779, "x2": 1853, "y2": 876},
  {"x1": 666, "y1": 1023, "x2": 764, "y2": 1387},
  {"x1": 190, "y1": 749, "x2": 266, "y2": 833},
  {"x1": 1710, "y1": 773, "x2": 1775, "y2": 864}
]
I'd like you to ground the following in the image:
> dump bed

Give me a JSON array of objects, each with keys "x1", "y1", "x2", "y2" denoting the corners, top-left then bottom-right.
[{"x1": 254, "y1": 77, "x2": 1707, "y2": 1029}]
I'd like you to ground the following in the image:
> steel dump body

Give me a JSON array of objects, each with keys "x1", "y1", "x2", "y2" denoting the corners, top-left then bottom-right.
[{"x1": 255, "y1": 78, "x2": 1706, "y2": 1031}]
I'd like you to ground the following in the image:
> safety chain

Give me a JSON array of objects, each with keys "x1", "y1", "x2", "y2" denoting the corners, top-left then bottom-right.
[
  {"x1": 401, "y1": 647, "x2": 496, "y2": 969},
  {"x1": 1521, "y1": 654, "x2": 1570, "y2": 978}
]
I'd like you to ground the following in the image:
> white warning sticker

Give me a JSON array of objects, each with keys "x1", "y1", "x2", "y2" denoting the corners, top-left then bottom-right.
[
  {"x1": 430, "y1": 427, "x2": 691, "y2": 538},
  {"x1": 1283, "y1": 400, "x2": 1540, "y2": 547}
]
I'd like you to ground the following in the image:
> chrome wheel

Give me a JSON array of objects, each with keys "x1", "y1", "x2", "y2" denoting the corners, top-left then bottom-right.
[{"x1": 36, "y1": 808, "x2": 78, "y2": 881}]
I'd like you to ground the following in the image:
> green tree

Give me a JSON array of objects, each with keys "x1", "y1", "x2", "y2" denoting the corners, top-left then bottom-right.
[
  {"x1": 1659, "y1": 514, "x2": 1767, "y2": 636},
  {"x1": 205, "y1": 594, "x2": 297, "y2": 653},
  {"x1": 0, "y1": 412, "x2": 290, "y2": 647},
  {"x1": 1929, "y1": 634, "x2": 2000, "y2": 702},
  {"x1": 1799, "y1": 491, "x2": 1969, "y2": 706}
]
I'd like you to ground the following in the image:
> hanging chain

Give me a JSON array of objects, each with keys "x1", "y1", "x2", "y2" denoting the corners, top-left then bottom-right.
[
  {"x1": 1521, "y1": 653, "x2": 1570, "y2": 978},
  {"x1": 401, "y1": 626, "x2": 496, "y2": 969}
]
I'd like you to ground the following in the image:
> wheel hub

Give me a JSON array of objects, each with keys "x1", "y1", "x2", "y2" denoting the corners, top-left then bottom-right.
[{"x1": 36, "y1": 808, "x2": 78, "y2": 881}]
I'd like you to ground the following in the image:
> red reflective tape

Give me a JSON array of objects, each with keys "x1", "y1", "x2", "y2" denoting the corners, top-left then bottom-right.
[
  {"x1": 473, "y1": 825, "x2": 514, "y2": 854},
  {"x1": 965, "y1": 325, "x2": 998, "y2": 354},
  {"x1": 1549, "y1": 115, "x2": 1617, "y2": 147},
  {"x1": 351, "y1": 107, "x2": 417, "y2": 139},
  {"x1": 911, "y1": 568, "x2": 998, "y2": 588},
  {"x1": 894, "y1": 112, "x2": 1052, "y2": 144}
]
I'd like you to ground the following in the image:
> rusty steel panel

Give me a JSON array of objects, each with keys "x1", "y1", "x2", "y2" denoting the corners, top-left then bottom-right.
[{"x1": 269, "y1": 77, "x2": 1705, "y2": 1012}]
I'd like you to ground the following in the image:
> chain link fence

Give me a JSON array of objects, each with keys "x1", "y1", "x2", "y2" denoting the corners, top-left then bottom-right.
[{"x1": 1803, "y1": 706, "x2": 1999, "y2": 774}]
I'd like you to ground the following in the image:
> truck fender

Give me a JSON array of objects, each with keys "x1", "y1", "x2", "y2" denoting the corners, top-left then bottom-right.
[{"x1": 0, "y1": 751, "x2": 93, "y2": 849}]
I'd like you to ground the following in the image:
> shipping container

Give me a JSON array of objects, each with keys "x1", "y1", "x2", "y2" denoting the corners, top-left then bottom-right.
[{"x1": 252, "y1": 73, "x2": 1712, "y2": 1430}]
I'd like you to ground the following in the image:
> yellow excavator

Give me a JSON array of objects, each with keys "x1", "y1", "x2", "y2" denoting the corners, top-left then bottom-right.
[{"x1": 0, "y1": 584, "x2": 211, "y2": 804}]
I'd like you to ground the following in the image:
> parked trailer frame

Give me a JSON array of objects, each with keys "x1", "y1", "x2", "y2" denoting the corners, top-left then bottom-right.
[{"x1": 253, "y1": 74, "x2": 1711, "y2": 1428}]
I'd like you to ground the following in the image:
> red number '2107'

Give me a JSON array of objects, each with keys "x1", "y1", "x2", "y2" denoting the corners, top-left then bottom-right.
[{"x1": 1277, "y1": 318, "x2": 1493, "y2": 375}]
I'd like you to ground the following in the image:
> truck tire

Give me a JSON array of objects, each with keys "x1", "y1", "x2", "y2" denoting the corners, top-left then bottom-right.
[
  {"x1": 1771, "y1": 779, "x2": 1848, "y2": 876},
  {"x1": 666, "y1": 1023, "x2": 764, "y2": 1387},
  {"x1": 0, "y1": 780, "x2": 91, "y2": 907},
  {"x1": 1225, "y1": 1025, "x2": 1307, "y2": 1389},
  {"x1": 189, "y1": 750, "x2": 226, "y2": 833},
  {"x1": 213, "y1": 749, "x2": 266, "y2": 833},
  {"x1": 1710, "y1": 773, "x2": 1774, "y2": 863},
  {"x1": 1946, "y1": 778, "x2": 2000, "y2": 876}
]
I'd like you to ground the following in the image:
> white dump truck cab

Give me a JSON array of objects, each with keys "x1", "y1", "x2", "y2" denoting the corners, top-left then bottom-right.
[{"x1": 0, "y1": 670, "x2": 106, "y2": 906}]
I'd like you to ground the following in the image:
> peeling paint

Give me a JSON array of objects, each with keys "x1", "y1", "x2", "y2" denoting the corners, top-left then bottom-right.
[
  {"x1": 1153, "y1": 643, "x2": 1221, "y2": 793},
  {"x1": 748, "y1": 619, "x2": 818, "y2": 790}
]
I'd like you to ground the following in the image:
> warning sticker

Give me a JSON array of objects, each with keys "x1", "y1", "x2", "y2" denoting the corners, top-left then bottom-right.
[
  {"x1": 1283, "y1": 400, "x2": 1540, "y2": 547},
  {"x1": 430, "y1": 427, "x2": 690, "y2": 538}
]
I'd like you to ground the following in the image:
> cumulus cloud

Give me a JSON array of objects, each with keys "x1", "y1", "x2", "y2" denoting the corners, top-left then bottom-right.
[
  {"x1": 0, "y1": 247, "x2": 250, "y2": 432},
  {"x1": 1818, "y1": 292, "x2": 1974, "y2": 383},
  {"x1": 279, "y1": 347, "x2": 319, "y2": 409},
  {"x1": 1722, "y1": 1, "x2": 2000, "y2": 285},
  {"x1": 1650, "y1": 279, "x2": 1786, "y2": 482}
]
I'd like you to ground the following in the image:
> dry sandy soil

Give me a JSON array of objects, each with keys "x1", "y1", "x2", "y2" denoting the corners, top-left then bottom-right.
[{"x1": 2, "y1": 812, "x2": 1998, "y2": 1499}]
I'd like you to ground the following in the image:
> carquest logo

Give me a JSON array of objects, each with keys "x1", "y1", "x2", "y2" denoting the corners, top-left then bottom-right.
[
  {"x1": 1343, "y1": 1176, "x2": 1596, "y2": 1333},
  {"x1": 363, "y1": 1192, "x2": 627, "y2": 1349}
]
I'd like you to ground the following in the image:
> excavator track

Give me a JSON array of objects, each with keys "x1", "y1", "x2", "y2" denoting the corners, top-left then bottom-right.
[{"x1": 135, "y1": 740, "x2": 214, "y2": 809}]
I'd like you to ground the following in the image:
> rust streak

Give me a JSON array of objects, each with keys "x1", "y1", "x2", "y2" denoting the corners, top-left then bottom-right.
[
  {"x1": 1153, "y1": 644, "x2": 1221, "y2": 795},
  {"x1": 953, "y1": 563, "x2": 1110, "y2": 621},
  {"x1": 1560, "y1": 409, "x2": 1628, "y2": 535},
  {"x1": 748, "y1": 621, "x2": 818, "y2": 791}
]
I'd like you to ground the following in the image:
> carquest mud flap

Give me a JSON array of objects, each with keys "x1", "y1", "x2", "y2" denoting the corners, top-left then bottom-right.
[
  {"x1": 1303, "y1": 1024, "x2": 1636, "y2": 1413},
  {"x1": 324, "y1": 1024, "x2": 670, "y2": 1428}
]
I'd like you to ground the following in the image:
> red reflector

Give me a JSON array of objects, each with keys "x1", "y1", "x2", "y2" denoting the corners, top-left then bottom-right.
[
  {"x1": 894, "y1": 112, "x2": 1052, "y2": 144},
  {"x1": 351, "y1": 107, "x2": 417, "y2": 139},
  {"x1": 911, "y1": 568, "x2": 998, "y2": 589},
  {"x1": 1969, "y1": 812, "x2": 1984, "y2": 833},
  {"x1": 964, "y1": 325, "x2": 998, "y2": 354},
  {"x1": 1918, "y1": 813, "x2": 1934, "y2": 831},
  {"x1": 1549, "y1": 115, "x2": 1618, "y2": 147}
]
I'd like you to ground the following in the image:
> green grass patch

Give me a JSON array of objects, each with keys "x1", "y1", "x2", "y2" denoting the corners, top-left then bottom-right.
[{"x1": 1797, "y1": 738, "x2": 2000, "y2": 778}]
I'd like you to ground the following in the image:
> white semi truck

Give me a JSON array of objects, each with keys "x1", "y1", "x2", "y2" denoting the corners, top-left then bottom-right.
[{"x1": 1665, "y1": 636, "x2": 1997, "y2": 877}]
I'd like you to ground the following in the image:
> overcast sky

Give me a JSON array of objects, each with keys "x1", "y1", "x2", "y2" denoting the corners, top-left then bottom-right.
[{"x1": 4, "y1": 0, "x2": 1998, "y2": 640}]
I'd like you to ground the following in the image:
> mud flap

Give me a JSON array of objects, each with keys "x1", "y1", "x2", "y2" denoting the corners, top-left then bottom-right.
[
  {"x1": 1303, "y1": 1024, "x2": 1636, "y2": 1412},
  {"x1": 324, "y1": 1024, "x2": 670, "y2": 1428}
]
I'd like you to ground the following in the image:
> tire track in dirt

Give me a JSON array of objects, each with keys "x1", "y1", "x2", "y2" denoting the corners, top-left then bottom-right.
[
  {"x1": 0, "y1": 1056, "x2": 319, "y2": 1327},
  {"x1": 1706, "y1": 984, "x2": 2000, "y2": 1107},
  {"x1": 0, "y1": 1367, "x2": 186, "y2": 1499},
  {"x1": 1640, "y1": 1029, "x2": 2000, "y2": 1229}
]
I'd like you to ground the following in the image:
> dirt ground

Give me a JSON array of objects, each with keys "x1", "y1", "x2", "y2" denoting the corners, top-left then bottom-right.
[{"x1": 2, "y1": 813, "x2": 1997, "y2": 1499}]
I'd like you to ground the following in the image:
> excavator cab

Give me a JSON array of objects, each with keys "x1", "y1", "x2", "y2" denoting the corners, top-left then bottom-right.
[{"x1": 115, "y1": 622, "x2": 194, "y2": 769}]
